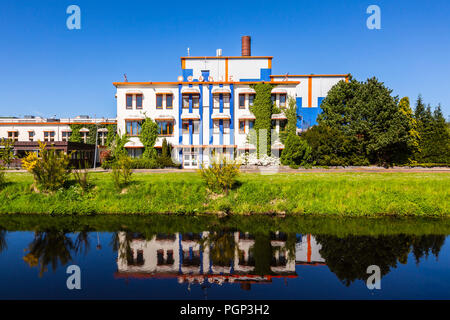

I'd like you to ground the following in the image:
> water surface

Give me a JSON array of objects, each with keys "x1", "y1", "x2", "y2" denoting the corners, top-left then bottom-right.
[{"x1": 0, "y1": 215, "x2": 449, "y2": 299}]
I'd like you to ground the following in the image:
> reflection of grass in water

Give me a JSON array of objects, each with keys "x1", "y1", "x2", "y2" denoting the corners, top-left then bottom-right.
[
  {"x1": 1, "y1": 171, "x2": 449, "y2": 216},
  {"x1": 1, "y1": 215, "x2": 450, "y2": 237}
]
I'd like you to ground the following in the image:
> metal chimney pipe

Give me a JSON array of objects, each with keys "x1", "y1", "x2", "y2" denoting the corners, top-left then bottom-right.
[{"x1": 241, "y1": 36, "x2": 251, "y2": 56}]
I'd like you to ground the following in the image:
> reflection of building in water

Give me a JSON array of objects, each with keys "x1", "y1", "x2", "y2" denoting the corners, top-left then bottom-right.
[
  {"x1": 115, "y1": 232, "x2": 324, "y2": 288},
  {"x1": 295, "y1": 234, "x2": 325, "y2": 265}
]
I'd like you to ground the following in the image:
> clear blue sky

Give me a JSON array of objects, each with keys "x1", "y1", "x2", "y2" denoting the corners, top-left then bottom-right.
[{"x1": 1, "y1": 0, "x2": 449, "y2": 119}]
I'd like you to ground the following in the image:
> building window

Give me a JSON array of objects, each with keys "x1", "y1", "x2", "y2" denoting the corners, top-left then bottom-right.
[
  {"x1": 62, "y1": 131, "x2": 71, "y2": 142},
  {"x1": 98, "y1": 132, "x2": 107, "y2": 145},
  {"x1": 249, "y1": 94, "x2": 255, "y2": 107},
  {"x1": 8, "y1": 131, "x2": 18, "y2": 142},
  {"x1": 182, "y1": 120, "x2": 189, "y2": 134},
  {"x1": 279, "y1": 94, "x2": 287, "y2": 108},
  {"x1": 28, "y1": 131, "x2": 34, "y2": 142},
  {"x1": 223, "y1": 120, "x2": 230, "y2": 134},
  {"x1": 213, "y1": 94, "x2": 230, "y2": 109},
  {"x1": 127, "y1": 148, "x2": 143, "y2": 158},
  {"x1": 157, "y1": 121, "x2": 174, "y2": 136},
  {"x1": 239, "y1": 94, "x2": 245, "y2": 109},
  {"x1": 193, "y1": 120, "x2": 199, "y2": 133},
  {"x1": 44, "y1": 131, "x2": 55, "y2": 142},
  {"x1": 192, "y1": 95, "x2": 199, "y2": 108},
  {"x1": 81, "y1": 132, "x2": 88, "y2": 143},
  {"x1": 182, "y1": 120, "x2": 199, "y2": 134},
  {"x1": 125, "y1": 120, "x2": 142, "y2": 136},
  {"x1": 223, "y1": 94, "x2": 230, "y2": 109},
  {"x1": 126, "y1": 94, "x2": 133, "y2": 109},
  {"x1": 249, "y1": 120, "x2": 255, "y2": 130},
  {"x1": 239, "y1": 120, "x2": 245, "y2": 134},
  {"x1": 182, "y1": 95, "x2": 189, "y2": 108},
  {"x1": 271, "y1": 94, "x2": 276, "y2": 105},
  {"x1": 213, "y1": 95, "x2": 220, "y2": 109},
  {"x1": 166, "y1": 94, "x2": 173, "y2": 109},
  {"x1": 279, "y1": 119, "x2": 288, "y2": 132},
  {"x1": 156, "y1": 94, "x2": 163, "y2": 109},
  {"x1": 136, "y1": 94, "x2": 143, "y2": 109}
]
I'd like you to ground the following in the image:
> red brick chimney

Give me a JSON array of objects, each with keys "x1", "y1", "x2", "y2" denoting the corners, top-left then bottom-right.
[{"x1": 241, "y1": 36, "x2": 251, "y2": 56}]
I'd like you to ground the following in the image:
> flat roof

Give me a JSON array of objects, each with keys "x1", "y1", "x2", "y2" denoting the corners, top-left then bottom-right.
[
  {"x1": 181, "y1": 56, "x2": 273, "y2": 60},
  {"x1": 113, "y1": 81, "x2": 300, "y2": 87},
  {"x1": 271, "y1": 74, "x2": 350, "y2": 78}
]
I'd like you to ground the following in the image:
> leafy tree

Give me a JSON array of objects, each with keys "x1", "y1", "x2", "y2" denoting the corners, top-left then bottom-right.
[
  {"x1": 302, "y1": 124, "x2": 355, "y2": 166},
  {"x1": 0, "y1": 139, "x2": 15, "y2": 168},
  {"x1": 414, "y1": 97, "x2": 450, "y2": 164},
  {"x1": 140, "y1": 117, "x2": 158, "y2": 159},
  {"x1": 280, "y1": 134, "x2": 312, "y2": 167},
  {"x1": 318, "y1": 77, "x2": 411, "y2": 166},
  {"x1": 111, "y1": 134, "x2": 129, "y2": 159},
  {"x1": 399, "y1": 97, "x2": 420, "y2": 161}
]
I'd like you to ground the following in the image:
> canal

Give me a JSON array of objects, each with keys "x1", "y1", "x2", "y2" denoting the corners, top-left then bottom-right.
[{"x1": 0, "y1": 215, "x2": 449, "y2": 299}]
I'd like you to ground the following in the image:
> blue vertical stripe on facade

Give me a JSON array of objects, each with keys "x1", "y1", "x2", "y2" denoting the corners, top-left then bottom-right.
[
  {"x1": 219, "y1": 119, "x2": 223, "y2": 145},
  {"x1": 189, "y1": 94, "x2": 192, "y2": 113},
  {"x1": 209, "y1": 85, "x2": 213, "y2": 145},
  {"x1": 199, "y1": 84, "x2": 203, "y2": 162},
  {"x1": 296, "y1": 97, "x2": 302, "y2": 129},
  {"x1": 178, "y1": 84, "x2": 183, "y2": 162},
  {"x1": 189, "y1": 120, "x2": 193, "y2": 145},
  {"x1": 219, "y1": 94, "x2": 223, "y2": 113},
  {"x1": 230, "y1": 84, "x2": 234, "y2": 147}
]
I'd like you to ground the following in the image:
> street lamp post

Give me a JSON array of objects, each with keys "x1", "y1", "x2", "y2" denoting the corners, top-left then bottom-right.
[{"x1": 93, "y1": 116, "x2": 99, "y2": 169}]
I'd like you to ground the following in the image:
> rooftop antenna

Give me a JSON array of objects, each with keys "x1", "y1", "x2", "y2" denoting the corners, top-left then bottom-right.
[
  {"x1": 124, "y1": 74, "x2": 128, "y2": 82},
  {"x1": 187, "y1": 47, "x2": 190, "y2": 56}
]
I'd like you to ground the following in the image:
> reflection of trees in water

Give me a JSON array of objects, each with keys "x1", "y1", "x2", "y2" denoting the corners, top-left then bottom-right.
[
  {"x1": 23, "y1": 230, "x2": 91, "y2": 277},
  {"x1": 200, "y1": 231, "x2": 237, "y2": 267},
  {"x1": 0, "y1": 229, "x2": 7, "y2": 253},
  {"x1": 315, "y1": 234, "x2": 446, "y2": 286}
]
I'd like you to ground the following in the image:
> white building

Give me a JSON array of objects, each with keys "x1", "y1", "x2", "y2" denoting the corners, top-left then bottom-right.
[
  {"x1": 0, "y1": 115, "x2": 115, "y2": 145},
  {"x1": 114, "y1": 36, "x2": 348, "y2": 168}
]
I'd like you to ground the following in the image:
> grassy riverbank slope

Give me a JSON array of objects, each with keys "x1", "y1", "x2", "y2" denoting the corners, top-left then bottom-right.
[{"x1": 0, "y1": 172, "x2": 449, "y2": 216}]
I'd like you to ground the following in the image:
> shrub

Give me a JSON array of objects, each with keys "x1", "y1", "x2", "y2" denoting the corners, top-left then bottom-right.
[
  {"x1": 156, "y1": 155, "x2": 181, "y2": 168},
  {"x1": 0, "y1": 166, "x2": 5, "y2": 189},
  {"x1": 199, "y1": 157, "x2": 241, "y2": 194},
  {"x1": 130, "y1": 158, "x2": 160, "y2": 169},
  {"x1": 0, "y1": 139, "x2": 14, "y2": 168},
  {"x1": 111, "y1": 155, "x2": 133, "y2": 189},
  {"x1": 72, "y1": 162, "x2": 90, "y2": 193},
  {"x1": 280, "y1": 134, "x2": 312, "y2": 167},
  {"x1": 22, "y1": 142, "x2": 70, "y2": 192}
]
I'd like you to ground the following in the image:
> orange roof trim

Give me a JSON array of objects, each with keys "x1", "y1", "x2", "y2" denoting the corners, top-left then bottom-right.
[
  {"x1": 271, "y1": 74, "x2": 350, "y2": 78},
  {"x1": 113, "y1": 81, "x2": 300, "y2": 87}
]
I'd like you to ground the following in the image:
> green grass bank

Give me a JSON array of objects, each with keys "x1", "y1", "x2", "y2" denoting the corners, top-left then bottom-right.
[{"x1": 0, "y1": 171, "x2": 449, "y2": 216}]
